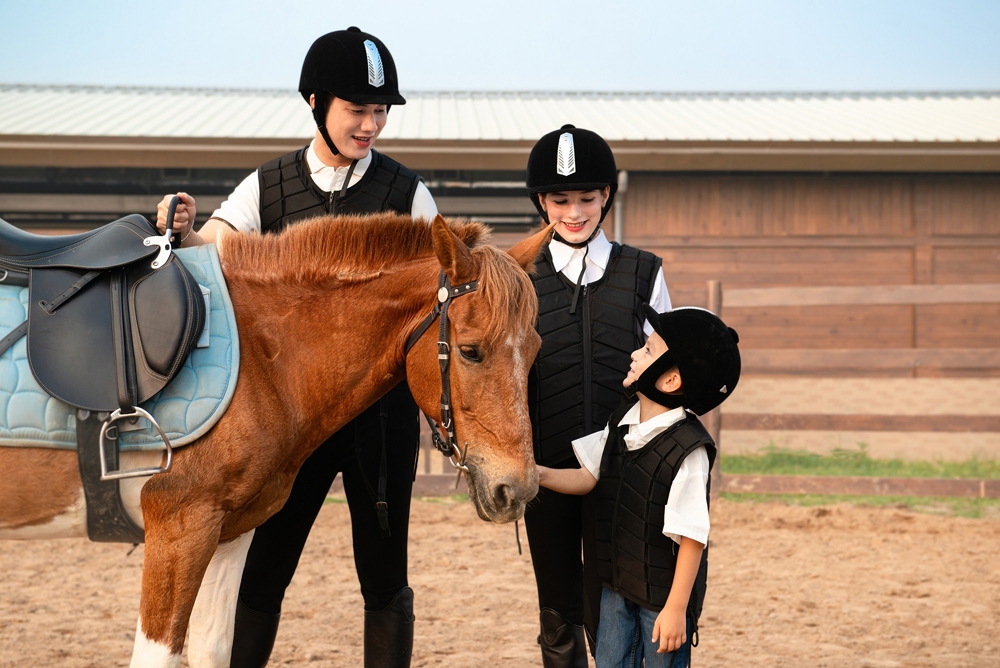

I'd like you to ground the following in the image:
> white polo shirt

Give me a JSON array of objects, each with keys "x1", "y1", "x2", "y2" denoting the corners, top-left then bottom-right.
[
  {"x1": 548, "y1": 230, "x2": 672, "y2": 336},
  {"x1": 571, "y1": 403, "x2": 711, "y2": 547},
  {"x1": 211, "y1": 140, "x2": 438, "y2": 232}
]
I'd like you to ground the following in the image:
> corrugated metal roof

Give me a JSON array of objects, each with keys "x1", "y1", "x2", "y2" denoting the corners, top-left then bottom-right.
[{"x1": 1, "y1": 84, "x2": 999, "y2": 143}]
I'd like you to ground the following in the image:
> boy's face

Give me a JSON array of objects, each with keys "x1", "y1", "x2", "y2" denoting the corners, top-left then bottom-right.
[
  {"x1": 623, "y1": 332, "x2": 668, "y2": 388},
  {"x1": 311, "y1": 95, "x2": 388, "y2": 160}
]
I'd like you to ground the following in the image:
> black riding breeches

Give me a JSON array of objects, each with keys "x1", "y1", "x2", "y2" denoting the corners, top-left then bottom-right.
[
  {"x1": 523, "y1": 485, "x2": 584, "y2": 623},
  {"x1": 523, "y1": 484, "x2": 603, "y2": 637},
  {"x1": 238, "y1": 382, "x2": 420, "y2": 614}
]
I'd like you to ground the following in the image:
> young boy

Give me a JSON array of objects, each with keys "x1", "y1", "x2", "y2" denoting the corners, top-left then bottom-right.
[{"x1": 537, "y1": 305, "x2": 741, "y2": 667}]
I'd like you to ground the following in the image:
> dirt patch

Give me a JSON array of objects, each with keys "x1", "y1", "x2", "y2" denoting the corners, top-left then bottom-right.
[{"x1": 1, "y1": 498, "x2": 998, "y2": 667}]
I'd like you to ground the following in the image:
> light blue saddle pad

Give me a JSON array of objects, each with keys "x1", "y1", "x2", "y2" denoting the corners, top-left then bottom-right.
[{"x1": 0, "y1": 245, "x2": 239, "y2": 452}]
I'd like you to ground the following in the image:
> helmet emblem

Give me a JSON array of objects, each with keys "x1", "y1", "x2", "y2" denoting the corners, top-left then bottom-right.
[
  {"x1": 556, "y1": 132, "x2": 576, "y2": 176},
  {"x1": 363, "y1": 39, "x2": 385, "y2": 88}
]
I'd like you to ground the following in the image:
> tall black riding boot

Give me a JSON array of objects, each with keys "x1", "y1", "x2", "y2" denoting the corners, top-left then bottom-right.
[
  {"x1": 538, "y1": 608, "x2": 589, "y2": 668},
  {"x1": 230, "y1": 596, "x2": 281, "y2": 668},
  {"x1": 364, "y1": 586, "x2": 415, "y2": 668}
]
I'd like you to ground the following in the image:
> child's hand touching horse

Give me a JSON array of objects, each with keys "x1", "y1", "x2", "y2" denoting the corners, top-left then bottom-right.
[{"x1": 537, "y1": 464, "x2": 598, "y2": 496}]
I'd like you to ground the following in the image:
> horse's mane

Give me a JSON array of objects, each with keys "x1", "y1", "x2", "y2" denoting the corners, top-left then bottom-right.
[
  {"x1": 217, "y1": 213, "x2": 537, "y2": 343},
  {"x1": 217, "y1": 213, "x2": 489, "y2": 281}
]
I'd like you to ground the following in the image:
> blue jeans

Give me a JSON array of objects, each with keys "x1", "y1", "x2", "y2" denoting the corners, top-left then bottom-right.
[{"x1": 595, "y1": 587, "x2": 692, "y2": 668}]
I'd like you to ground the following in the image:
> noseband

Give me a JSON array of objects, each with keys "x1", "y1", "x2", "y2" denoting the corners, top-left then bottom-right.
[{"x1": 404, "y1": 270, "x2": 479, "y2": 472}]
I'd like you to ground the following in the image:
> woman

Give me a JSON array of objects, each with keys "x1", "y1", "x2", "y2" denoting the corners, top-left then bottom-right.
[{"x1": 523, "y1": 125, "x2": 673, "y2": 667}]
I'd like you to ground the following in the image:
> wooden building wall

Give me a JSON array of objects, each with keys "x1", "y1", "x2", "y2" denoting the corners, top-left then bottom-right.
[{"x1": 622, "y1": 173, "x2": 1000, "y2": 376}]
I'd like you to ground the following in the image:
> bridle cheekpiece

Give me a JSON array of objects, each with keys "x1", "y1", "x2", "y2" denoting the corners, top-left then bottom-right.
[{"x1": 404, "y1": 270, "x2": 479, "y2": 472}]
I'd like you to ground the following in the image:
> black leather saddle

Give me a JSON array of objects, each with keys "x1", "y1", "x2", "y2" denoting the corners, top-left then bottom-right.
[{"x1": 0, "y1": 214, "x2": 205, "y2": 413}]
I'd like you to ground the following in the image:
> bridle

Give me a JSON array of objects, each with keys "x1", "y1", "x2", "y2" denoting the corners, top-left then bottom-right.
[{"x1": 404, "y1": 270, "x2": 479, "y2": 472}]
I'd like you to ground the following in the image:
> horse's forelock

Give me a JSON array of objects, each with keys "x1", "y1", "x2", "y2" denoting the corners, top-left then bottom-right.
[
  {"x1": 471, "y1": 245, "x2": 538, "y2": 346},
  {"x1": 216, "y1": 213, "x2": 491, "y2": 282}
]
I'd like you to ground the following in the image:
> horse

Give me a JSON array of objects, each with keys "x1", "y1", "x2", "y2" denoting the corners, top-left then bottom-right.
[{"x1": 0, "y1": 213, "x2": 551, "y2": 668}]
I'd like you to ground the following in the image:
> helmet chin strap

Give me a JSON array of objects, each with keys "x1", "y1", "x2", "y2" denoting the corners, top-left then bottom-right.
[
  {"x1": 626, "y1": 350, "x2": 685, "y2": 409},
  {"x1": 318, "y1": 125, "x2": 340, "y2": 156},
  {"x1": 312, "y1": 92, "x2": 341, "y2": 156}
]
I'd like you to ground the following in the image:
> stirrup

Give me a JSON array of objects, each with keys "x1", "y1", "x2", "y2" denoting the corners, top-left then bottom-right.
[{"x1": 98, "y1": 406, "x2": 173, "y2": 480}]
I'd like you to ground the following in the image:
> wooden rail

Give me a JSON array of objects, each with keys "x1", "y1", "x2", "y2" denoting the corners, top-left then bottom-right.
[
  {"x1": 726, "y1": 282, "x2": 1000, "y2": 372},
  {"x1": 710, "y1": 281, "x2": 1000, "y2": 499},
  {"x1": 724, "y1": 283, "x2": 1000, "y2": 308}
]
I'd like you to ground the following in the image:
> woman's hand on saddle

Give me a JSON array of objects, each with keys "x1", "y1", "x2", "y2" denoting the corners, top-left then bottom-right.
[{"x1": 156, "y1": 192, "x2": 197, "y2": 240}]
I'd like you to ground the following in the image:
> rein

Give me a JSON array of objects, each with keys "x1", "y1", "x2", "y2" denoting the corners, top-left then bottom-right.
[{"x1": 404, "y1": 270, "x2": 479, "y2": 472}]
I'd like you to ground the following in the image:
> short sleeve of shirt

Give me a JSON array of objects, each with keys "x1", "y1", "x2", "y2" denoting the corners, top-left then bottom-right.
[
  {"x1": 211, "y1": 171, "x2": 261, "y2": 234},
  {"x1": 571, "y1": 426, "x2": 610, "y2": 481},
  {"x1": 411, "y1": 182, "x2": 438, "y2": 220},
  {"x1": 661, "y1": 445, "x2": 710, "y2": 547},
  {"x1": 643, "y1": 267, "x2": 673, "y2": 337}
]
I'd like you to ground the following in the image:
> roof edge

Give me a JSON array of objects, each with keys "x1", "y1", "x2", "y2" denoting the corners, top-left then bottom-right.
[{"x1": 2, "y1": 83, "x2": 999, "y2": 100}]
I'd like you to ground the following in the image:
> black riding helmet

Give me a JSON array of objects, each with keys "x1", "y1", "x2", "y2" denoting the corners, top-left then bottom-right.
[
  {"x1": 299, "y1": 27, "x2": 406, "y2": 156},
  {"x1": 526, "y1": 125, "x2": 618, "y2": 247},
  {"x1": 633, "y1": 306, "x2": 741, "y2": 416}
]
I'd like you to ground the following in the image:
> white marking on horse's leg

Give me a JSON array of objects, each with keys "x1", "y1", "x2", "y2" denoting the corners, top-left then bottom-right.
[
  {"x1": 119, "y1": 451, "x2": 167, "y2": 529},
  {"x1": 186, "y1": 530, "x2": 255, "y2": 668},
  {"x1": 0, "y1": 487, "x2": 87, "y2": 539},
  {"x1": 130, "y1": 617, "x2": 180, "y2": 668}
]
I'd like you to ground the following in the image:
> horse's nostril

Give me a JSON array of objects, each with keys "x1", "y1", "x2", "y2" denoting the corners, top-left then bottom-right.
[{"x1": 493, "y1": 482, "x2": 516, "y2": 510}]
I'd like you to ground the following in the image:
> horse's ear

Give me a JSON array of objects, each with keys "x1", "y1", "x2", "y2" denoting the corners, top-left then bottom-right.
[
  {"x1": 507, "y1": 221, "x2": 556, "y2": 272},
  {"x1": 431, "y1": 215, "x2": 478, "y2": 284}
]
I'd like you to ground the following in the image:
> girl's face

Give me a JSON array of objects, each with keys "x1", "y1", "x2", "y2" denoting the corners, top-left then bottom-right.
[{"x1": 538, "y1": 186, "x2": 611, "y2": 245}]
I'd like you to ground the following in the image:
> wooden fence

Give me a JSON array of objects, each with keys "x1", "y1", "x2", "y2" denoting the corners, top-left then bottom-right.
[{"x1": 710, "y1": 281, "x2": 1000, "y2": 499}]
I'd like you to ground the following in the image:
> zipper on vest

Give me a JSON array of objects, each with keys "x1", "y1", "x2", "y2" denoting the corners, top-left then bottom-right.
[{"x1": 582, "y1": 284, "x2": 592, "y2": 431}]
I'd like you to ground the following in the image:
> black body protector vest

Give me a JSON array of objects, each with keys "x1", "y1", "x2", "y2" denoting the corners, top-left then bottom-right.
[
  {"x1": 528, "y1": 243, "x2": 662, "y2": 466},
  {"x1": 594, "y1": 399, "x2": 716, "y2": 619},
  {"x1": 257, "y1": 147, "x2": 421, "y2": 233}
]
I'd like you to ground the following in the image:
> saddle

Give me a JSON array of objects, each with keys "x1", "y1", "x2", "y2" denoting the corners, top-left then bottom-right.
[{"x1": 0, "y1": 213, "x2": 205, "y2": 413}]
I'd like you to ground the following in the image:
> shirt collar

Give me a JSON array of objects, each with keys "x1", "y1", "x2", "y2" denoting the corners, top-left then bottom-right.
[
  {"x1": 305, "y1": 139, "x2": 372, "y2": 177},
  {"x1": 548, "y1": 230, "x2": 612, "y2": 274},
  {"x1": 618, "y1": 402, "x2": 688, "y2": 439}
]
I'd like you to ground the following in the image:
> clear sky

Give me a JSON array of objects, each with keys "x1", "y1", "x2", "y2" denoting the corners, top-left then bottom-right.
[{"x1": 1, "y1": 0, "x2": 998, "y2": 92}]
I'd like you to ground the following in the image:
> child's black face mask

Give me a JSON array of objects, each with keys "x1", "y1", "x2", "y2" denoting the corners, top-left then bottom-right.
[{"x1": 626, "y1": 349, "x2": 685, "y2": 409}]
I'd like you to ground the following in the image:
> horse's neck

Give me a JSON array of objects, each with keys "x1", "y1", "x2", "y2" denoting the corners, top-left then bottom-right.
[{"x1": 226, "y1": 257, "x2": 438, "y2": 443}]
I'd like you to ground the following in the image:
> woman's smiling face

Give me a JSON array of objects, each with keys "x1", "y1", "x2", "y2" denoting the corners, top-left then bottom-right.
[{"x1": 538, "y1": 186, "x2": 610, "y2": 245}]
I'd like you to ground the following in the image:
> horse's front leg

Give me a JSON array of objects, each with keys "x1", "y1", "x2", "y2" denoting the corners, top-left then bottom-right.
[
  {"x1": 131, "y1": 504, "x2": 224, "y2": 668},
  {"x1": 186, "y1": 530, "x2": 255, "y2": 668}
]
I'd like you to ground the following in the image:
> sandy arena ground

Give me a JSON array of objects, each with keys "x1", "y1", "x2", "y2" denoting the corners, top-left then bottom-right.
[{"x1": 1, "y1": 496, "x2": 998, "y2": 667}]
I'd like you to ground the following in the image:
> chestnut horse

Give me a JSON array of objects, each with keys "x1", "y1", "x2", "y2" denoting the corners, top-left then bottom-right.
[{"x1": 0, "y1": 214, "x2": 550, "y2": 667}]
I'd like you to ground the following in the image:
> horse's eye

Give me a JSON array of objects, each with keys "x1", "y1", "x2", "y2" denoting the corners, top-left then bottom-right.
[{"x1": 459, "y1": 345, "x2": 482, "y2": 363}]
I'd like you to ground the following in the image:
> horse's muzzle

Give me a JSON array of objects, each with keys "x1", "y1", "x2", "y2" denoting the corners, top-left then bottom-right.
[{"x1": 466, "y1": 460, "x2": 539, "y2": 524}]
